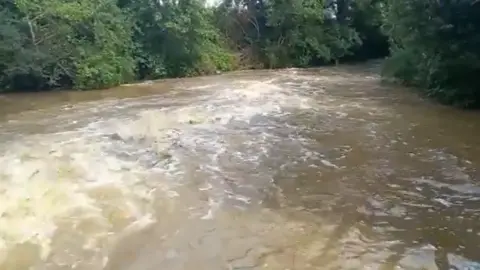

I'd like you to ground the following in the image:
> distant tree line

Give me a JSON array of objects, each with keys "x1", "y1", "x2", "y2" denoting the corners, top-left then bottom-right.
[{"x1": 0, "y1": 0, "x2": 478, "y2": 107}]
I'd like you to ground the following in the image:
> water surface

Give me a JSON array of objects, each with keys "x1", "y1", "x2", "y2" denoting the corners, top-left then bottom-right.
[{"x1": 1, "y1": 64, "x2": 480, "y2": 270}]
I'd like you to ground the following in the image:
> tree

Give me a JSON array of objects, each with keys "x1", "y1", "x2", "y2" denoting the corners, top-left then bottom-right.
[
  {"x1": 382, "y1": 0, "x2": 480, "y2": 107},
  {"x1": 215, "y1": 0, "x2": 361, "y2": 68},
  {"x1": 121, "y1": 0, "x2": 235, "y2": 79},
  {"x1": 0, "y1": 1, "x2": 75, "y2": 91},
  {"x1": 0, "y1": 0, "x2": 135, "y2": 91},
  {"x1": 347, "y1": 0, "x2": 389, "y2": 61}
]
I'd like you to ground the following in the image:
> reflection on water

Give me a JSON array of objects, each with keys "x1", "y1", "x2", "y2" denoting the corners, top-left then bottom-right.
[{"x1": 1, "y1": 64, "x2": 480, "y2": 270}]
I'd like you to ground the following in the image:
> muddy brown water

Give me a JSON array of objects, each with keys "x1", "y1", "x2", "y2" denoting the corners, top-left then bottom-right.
[{"x1": 1, "y1": 64, "x2": 480, "y2": 270}]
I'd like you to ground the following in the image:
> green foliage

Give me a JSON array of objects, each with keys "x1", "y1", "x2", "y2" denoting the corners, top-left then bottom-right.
[
  {"x1": 0, "y1": 2, "x2": 74, "y2": 91},
  {"x1": 347, "y1": 0, "x2": 389, "y2": 60},
  {"x1": 122, "y1": 0, "x2": 235, "y2": 80},
  {"x1": 2, "y1": 0, "x2": 477, "y2": 110},
  {"x1": 382, "y1": 0, "x2": 480, "y2": 107},
  {"x1": 74, "y1": 49, "x2": 135, "y2": 90},
  {"x1": 71, "y1": 0, "x2": 135, "y2": 89},
  {"x1": 1, "y1": 0, "x2": 389, "y2": 92},
  {"x1": 0, "y1": 0, "x2": 135, "y2": 91},
  {"x1": 195, "y1": 41, "x2": 238, "y2": 74},
  {"x1": 216, "y1": 0, "x2": 366, "y2": 68},
  {"x1": 264, "y1": 0, "x2": 359, "y2": 67}
]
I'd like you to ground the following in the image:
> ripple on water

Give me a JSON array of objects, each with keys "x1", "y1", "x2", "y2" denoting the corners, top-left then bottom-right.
[
  {"x1": 0, "y1": 77, "x2": 326, "y2": 269},
  {"x1": 0, "y1": 136, "x2": 164, "y2": 269},
  {"x1": 2, "y1": 68, "x2": 480, "y2": 270}
]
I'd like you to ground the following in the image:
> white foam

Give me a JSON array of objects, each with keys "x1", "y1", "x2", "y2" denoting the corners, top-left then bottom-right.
[
  {"x1": 0, "y1": 77, "x2": 319, "y2": 267},
  {"x1": 186, "y1": 84, "x2": 219, "y2": 90},
  {"x1": 321, "y1": 159, "x2": 339, "y2": 169},
  {"x1": 0, "y1": 137, "x2": 159, "y2": 263},
  {"x1": 200, "y1": 198, "x2": 221, "y2": 220}
]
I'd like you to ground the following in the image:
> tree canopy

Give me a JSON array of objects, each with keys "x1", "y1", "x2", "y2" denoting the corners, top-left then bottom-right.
[
  {"x1": 1, "y1": 0, "x2": 479, "y2": 107},
  {"x1": 382, "y1": 0, "x2": 480, "y2": 107}
]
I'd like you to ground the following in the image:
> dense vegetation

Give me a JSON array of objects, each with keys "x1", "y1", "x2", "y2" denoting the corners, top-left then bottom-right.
[
  {"x1": 382, "y1": 0, "x2": 480, "y2": 107},
  {"x1": 0, "y1": 0, "x2": 478, "y2": 107}
]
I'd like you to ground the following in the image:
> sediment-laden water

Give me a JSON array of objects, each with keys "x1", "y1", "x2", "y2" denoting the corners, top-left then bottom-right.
[{"x1": 1, "y1": 64, "x2": 480, "y2": 270}]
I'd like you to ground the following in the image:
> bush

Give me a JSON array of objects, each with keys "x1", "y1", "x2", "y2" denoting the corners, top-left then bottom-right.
[
  {"x1": 74, "y1": 52, "x2": 135, "y2": 90},
  {"x1": 383, "y1": 0, "x2": 480, "y2": 108}
]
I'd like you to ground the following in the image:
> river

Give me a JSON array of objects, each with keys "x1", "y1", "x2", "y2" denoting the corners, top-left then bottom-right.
[{"x1": 1, "y1": 64, "x2": 480, "y2": 270}]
